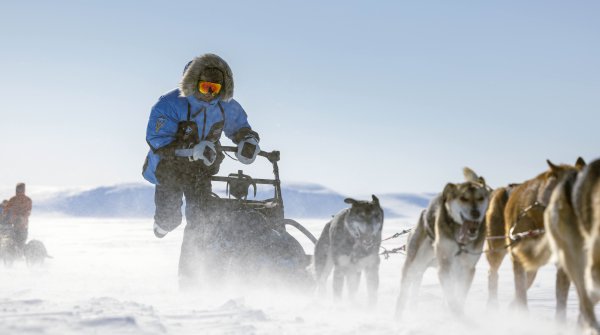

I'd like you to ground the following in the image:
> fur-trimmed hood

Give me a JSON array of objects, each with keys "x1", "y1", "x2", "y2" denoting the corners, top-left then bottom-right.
[{"x1": 179, "y1": 54, "x2": 234, "y2": 102}]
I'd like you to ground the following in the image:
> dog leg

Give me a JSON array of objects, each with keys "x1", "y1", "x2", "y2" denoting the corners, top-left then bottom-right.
[
  {"x1": 546, "y1": 195, "x2": 599, "y2": 333},
  {"x1": 486, "y1": 249, "x2": 506, "y2": 308},
  {"x1": 577, "y1": 289, "x2": 600, "y2": 335},
  {"x1": 397, "y1": 215, "x2": 432, "y2": 318},
  {"x1": 485, "y1": 187, "x2": 509, "y2": 308},
  {"x1": 555, "y1": 268, "x2": 570, "y2": 322},
  {"x1": 315, "y1": 255, "x2": 334, "y2": 298},
  {"x1": 397, "y1": 249, "x2": 431, "y2": 317},
  {"x1": 438, "y1": 257, "x2": 462, "y2": 314},
  {"x1": 511, "y1": 259, "x2": 529, "y2": 309},
  {"x1": 314, "y1": 222, "x2": 333, "y2": 298},
  {"x1": 365, "y1": 262, "x2": 380, "y2": 307},
  {"x1": 411, "y1": 259, "x2": 433, "y2": 310},
  {"x1": 583, "y1": 237, "x2": 600, "y2": 334},
  {"x1": 488, "y1": 267, "x2": 499, "y2": 307},
  {"x1": 411, "y1": 273, "x2": 424, "y2": 310},
  {"x1": 587, "y1": 236, "x2": 600, "y2": 303},
  {"x1": 395, "y1": 259, "x2": 416, "y2": 318},
  {"x1": 346, "y1": 270, "x2": 361, "y2": 302},
  {"x1": 456, "y1": 266, "x2": 476, "y2": 305},
  {"x1": 332, "y1": 266, "x2": 346, "y2": 301},
  {"x1": 567, "y1": 252, "x2": 600, "y2": 333}
]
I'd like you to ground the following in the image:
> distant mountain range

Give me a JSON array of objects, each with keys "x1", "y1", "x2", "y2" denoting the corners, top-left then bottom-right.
[{"x1": 32, "y1": 182, "x2": 433, "y2": 219}]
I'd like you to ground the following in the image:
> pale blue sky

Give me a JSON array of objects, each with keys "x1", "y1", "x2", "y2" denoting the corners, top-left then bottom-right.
[{"x1": 1, "y1": 1, "x2": 598, "y2": 196}]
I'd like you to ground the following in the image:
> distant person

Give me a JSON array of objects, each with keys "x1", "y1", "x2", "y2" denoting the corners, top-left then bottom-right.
[
  {"x1": 142, "y1": 53, "x2": 261, "y2": 284},
  {"x1": 5, "y1": 183, "x2": 32, "y2": 247}
]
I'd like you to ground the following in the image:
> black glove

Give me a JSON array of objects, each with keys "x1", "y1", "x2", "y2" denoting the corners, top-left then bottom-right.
[
  {"x1": 236, "y1": 135, "x2": 260, "y2": 164},
  {"x1": 191, "y1": 141, "x2": 217, "y2": 166}
]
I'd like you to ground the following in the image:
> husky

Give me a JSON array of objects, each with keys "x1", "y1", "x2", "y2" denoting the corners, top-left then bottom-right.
[
  {"x1": 395, "y1": 168, "x2": 491, "y2": 317},
  {"x1": 313, "y1": 195, "x2": 384, "y2": 305},
  {"x1": 23, "y1": 240, "x2": 51, "y2": 266},
  {"x1": 546, "y1": 158, "x2": 600, "y2": 333},
  {"x1": 503, "y1": 158, "x2": 585, "y2": 318},
  {"x1": 484, "y1": 183, "x2": 519, "y2": 306}
]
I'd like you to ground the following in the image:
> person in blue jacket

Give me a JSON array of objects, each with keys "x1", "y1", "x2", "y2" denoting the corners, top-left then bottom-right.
[{"x1": 143, "y1": 53, "x2": 261, "y2": 284}]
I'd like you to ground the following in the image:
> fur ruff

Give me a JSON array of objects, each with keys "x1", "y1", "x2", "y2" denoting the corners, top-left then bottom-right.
[{"x1": 179, "y1": 54, "x2": 234, "y2": 102}]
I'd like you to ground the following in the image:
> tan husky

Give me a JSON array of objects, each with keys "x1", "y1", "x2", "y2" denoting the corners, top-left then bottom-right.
[
  {"x1": 503, "y1": 158, "x2": 585, "y2": 317},
  {"x1": 546, "y1": 159, "x2": 600, "y2": 334},
  {"x1": 484, "y1": 184, "x2": 518, "y2": 306},
  {"x1": 395, "y1": 168, "x2": 491, "y2": 317}
]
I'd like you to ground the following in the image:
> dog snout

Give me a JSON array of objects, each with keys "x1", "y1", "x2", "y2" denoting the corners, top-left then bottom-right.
[
  {"x1": 470, "y1": 209, "x2": 481, "y2": 220},
  {"x1": 362, "y1": 236, "x2": 374, "y2": 246}
]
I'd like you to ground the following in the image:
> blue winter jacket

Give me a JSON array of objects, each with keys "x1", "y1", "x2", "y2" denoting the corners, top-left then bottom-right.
[{"x1": 142, "y1": 89, "x2": 253, "y2": 184}]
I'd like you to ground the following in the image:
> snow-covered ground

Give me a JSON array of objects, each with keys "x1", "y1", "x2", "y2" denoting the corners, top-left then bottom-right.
[{"x1": 0, "y1": 215, "x2": 589, "y2": 334}]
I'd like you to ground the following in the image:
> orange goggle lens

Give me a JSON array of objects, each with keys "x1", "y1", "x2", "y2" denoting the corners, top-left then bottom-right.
[{"x1": 198, "y1": 81, "x2": 222, "y2": 96}]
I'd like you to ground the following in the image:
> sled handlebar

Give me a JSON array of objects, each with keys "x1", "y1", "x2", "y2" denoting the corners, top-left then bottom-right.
[
  {"x1": 220, "y1": 146, "x2": 280, "y2": 163},
  {"x1": 211, "y1": 176, "x2": 277, "y2": 186}
]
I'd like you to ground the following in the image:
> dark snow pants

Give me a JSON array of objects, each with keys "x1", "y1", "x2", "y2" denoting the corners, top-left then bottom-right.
[
  {"x1": 14, "y1": 226, "x2": 27, "y2": 249},
  {"x1": 12, "y1": 216, "x2": 28, "y2": 248},
  {"x1": 154, "y1": 158, "x2": 213, "y2": 285}
]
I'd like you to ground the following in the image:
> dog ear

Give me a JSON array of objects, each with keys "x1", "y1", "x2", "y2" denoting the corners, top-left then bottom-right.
[
  {"x1": 371, "y1": 194, "x2": 379, "y2": 204},
  {"x1": 547, "y1": 159, "x2": 560, "y2": 176},
  {"x1": 463, "y1": 167, "x2": 479, "y2": 183},
  {"x1": 442, "y1": 183, "x2": 457, "y2": 201},
  {"x1": 575, "y1": 157, "x2": 586, "y2": 170},
  {"x1": 344, "y1": 198, "x2": 357, "y2": 205}
]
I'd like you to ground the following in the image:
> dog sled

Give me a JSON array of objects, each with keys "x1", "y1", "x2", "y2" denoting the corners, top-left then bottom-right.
[
  {"x1": 0, "y1": 224, "x2": 50, "y2": 267},
  {"x1": 0, "y1": 224, "x2": 19, "y2": 266},
  {"x1": 195, "y1": 146, "x2": 317, "y2": 287}
]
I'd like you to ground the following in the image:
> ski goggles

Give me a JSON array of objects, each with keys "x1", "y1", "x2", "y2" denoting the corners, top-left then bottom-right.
[{"x1": 198, "y1": 81, "x2": 222, "y2": 96}]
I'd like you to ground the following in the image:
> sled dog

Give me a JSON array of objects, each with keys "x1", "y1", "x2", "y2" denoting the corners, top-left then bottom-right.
[
  {"x1": 395, "y1": 168, "x2": 490, "y2": 317},
  {"x1": 313, "y1": 195, "x2": 384, "y2": 305},
  {"x1": 24, "y1": 240, "x2": 51, "y2": 266},
  {"x1": 546, "y1": 158, "x2": 600, "y2": 333},
  {"x1": 484, "y1": 183, "x2": 519, "y2": 306},
  {"x1": 503, "y1": 158, "x2": 585, "y2": 318}
]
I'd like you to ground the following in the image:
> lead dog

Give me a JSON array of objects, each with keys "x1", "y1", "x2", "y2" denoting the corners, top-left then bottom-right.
[
  {"x1": 395, "y1": 168, "x2": 490, "y2": 317},
  {"x1": 546, "y1": 158, "x2": 600, "y2": 334},
  {"x1": 313, "y1": 195, "x2": 384, "y2": 305}
]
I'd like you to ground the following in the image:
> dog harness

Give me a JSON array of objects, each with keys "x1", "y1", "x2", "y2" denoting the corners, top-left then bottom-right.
[{"x1": 509, "y1": 201, "x2": 546, "y2": 241}]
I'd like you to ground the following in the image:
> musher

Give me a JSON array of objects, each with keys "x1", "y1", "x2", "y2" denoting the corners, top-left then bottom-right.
[
  {"x1": 142, "y1": 53, "x2": 261, "y2": 286},
  {"x1": 4, "y1": 183, "x2": 32, "y2": 248}
]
